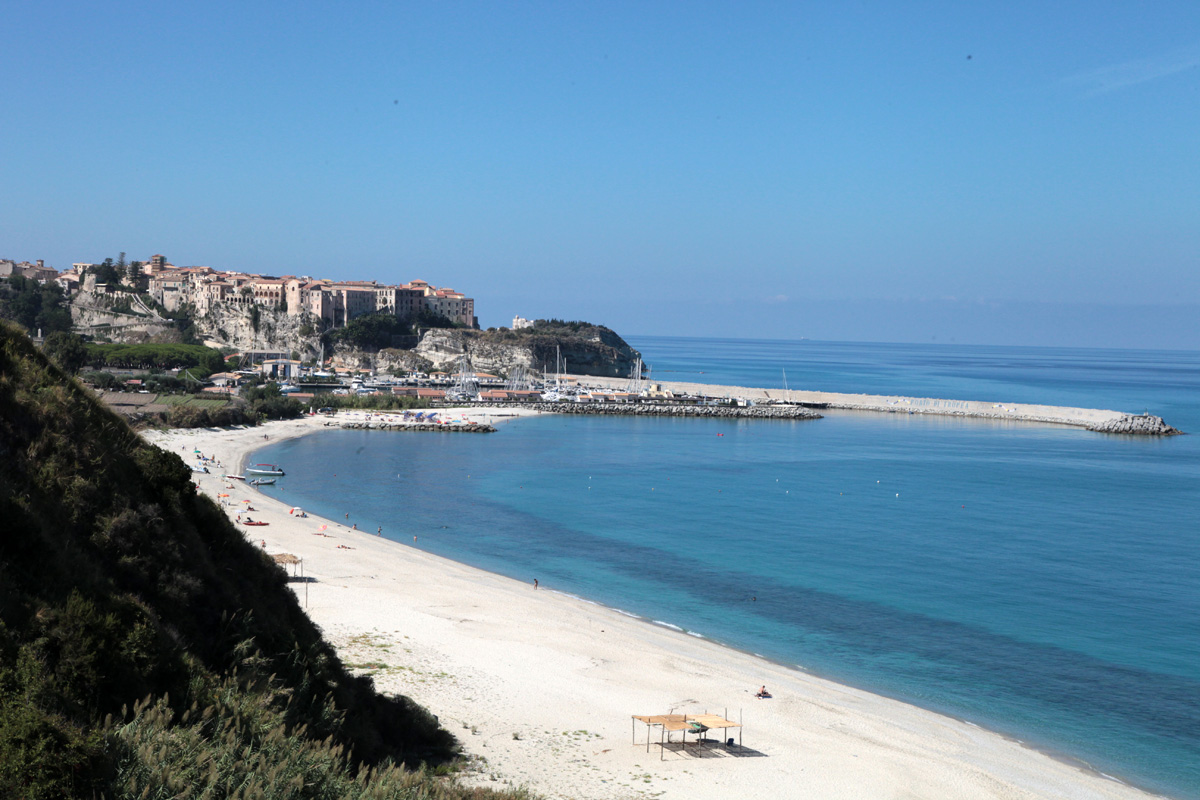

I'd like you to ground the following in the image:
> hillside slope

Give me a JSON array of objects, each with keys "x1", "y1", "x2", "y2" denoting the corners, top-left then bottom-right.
[{"x1": 0, "y1": 322, "x2": 523, "y2": 799}]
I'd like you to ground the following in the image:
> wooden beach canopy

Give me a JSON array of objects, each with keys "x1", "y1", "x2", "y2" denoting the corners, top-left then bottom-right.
[
  {"x1": 271, "y1": 553, "x2": 303, "y2": 577},
  {"x1": 632, "y1": 713, "x2": 742, "y2": 759}
]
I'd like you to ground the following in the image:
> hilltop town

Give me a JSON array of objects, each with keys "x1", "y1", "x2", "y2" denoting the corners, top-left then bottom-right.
[
  {"x1": 2, "y1": 254, "x2": 476, "y2": 330},
  {"x1": 1, "y1": 254, "x2": 642, "y2": 379}
]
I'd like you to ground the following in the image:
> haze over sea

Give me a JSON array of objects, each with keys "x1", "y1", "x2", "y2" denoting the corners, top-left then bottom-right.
[{"x1": 253, "y1": 336, "x2": 1200, "y2": 799}]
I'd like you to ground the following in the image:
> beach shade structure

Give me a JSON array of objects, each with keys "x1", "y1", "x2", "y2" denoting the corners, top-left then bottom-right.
[
  {"x1": 632, "y1": 713, "x2": 741, "y2": 759},
  {"x1": 271, "y1": 553, "x2": 303, "y2": 577}
]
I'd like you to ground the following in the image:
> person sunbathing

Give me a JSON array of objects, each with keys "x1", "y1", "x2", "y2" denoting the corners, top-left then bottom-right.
[{"x1": 755, "y1": 686, "x2": 772, "y2": 698}]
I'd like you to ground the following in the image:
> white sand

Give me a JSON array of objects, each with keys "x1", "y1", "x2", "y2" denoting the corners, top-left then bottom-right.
[{"x1": 144, "y1": 414, "x2": 1165, "y2": 800}]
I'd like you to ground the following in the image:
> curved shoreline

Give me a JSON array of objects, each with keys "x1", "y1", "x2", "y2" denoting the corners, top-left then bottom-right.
[{"x1": 144, "y1": 415, "x2": 1173, "y2": 800}]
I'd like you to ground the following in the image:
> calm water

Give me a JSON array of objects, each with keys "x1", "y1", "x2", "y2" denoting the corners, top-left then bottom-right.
[{"x1": 254, "y1": 337, "x2": 1200, "y2": 799}]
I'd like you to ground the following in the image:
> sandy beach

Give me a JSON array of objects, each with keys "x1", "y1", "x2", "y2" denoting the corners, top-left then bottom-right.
[{"x1": 143, "y1": 413, "x2": 1165, "y2": 800}]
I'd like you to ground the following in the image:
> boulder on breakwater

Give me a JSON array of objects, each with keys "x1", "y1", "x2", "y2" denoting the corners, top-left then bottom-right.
[
  {"x1": 332, "y1": 421, "x2": 496, "y2": 433},
  {"x1": 1086, "y1": 414, "x2": 1182, "y2": 436},
  {"x1": 518, "y1": 402, "x2": 822, "y2": 420}
]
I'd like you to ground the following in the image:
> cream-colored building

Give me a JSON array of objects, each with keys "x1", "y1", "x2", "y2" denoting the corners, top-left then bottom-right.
[{"x1": 125, "y1": 255, "x2": 477, "y2": 329}]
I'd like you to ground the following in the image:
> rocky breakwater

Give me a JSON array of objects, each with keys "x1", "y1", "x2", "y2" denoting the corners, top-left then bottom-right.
[
  {"x1": 1086, "y1": 414, "x2": 1182, "y2": 436},
  {"x1": 331, "y1": 421, "x2": 496, "y2": 433},
  {"x1": 524, "y1": 402, "x2": 822, "y2": 420}
]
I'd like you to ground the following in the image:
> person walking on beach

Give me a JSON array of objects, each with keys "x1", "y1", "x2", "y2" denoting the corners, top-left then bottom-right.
[{"x1": 533, "y1": 578, "x2": 539, "y2": 590}]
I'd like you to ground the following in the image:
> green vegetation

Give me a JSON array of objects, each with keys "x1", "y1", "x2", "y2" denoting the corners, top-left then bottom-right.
[
  {"x1": 323, "y1": 310, "x2": 466, "y2": 354},
  {"x1": 153, "y1": 394, "x2": 258, "y2": 429},
  {"x1": 323, "y1": 313, "x2": 415, "y2": 351},
  {"x1": 84, "y1": 253, "x2": 144, "y2": 289},
  {"x1": 414, "y1": 308, "x2": 466, "y2": 330},
  {"x1": 0, "y1": 321, "x2": 529, "y2": 798},
  {"x1": 84, "y1": 342, "x2": 225, "y2": 373},
  {"x1": 0, "y1": 275, "x2": 73, "y2": 335},
  {"x1": 43, "y1": 331, "x2": 88, "y2": 375},
  {"x1": 501, "y1": 319, "x2": 610, "y2": 338},
  {"x1": 242, "y1": 383, "x2": 306, "y2": 421},
  {"x1": 317, "y1": 393, "x2": 432, "y2": 412},
  {"x1": 86, "y1": 257, "x2": 122, "y2": 287}
]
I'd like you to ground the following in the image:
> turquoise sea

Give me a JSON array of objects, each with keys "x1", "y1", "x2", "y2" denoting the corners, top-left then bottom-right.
[{"x1": 252, "y1": 336, "x2": 1200, "y2": 799}]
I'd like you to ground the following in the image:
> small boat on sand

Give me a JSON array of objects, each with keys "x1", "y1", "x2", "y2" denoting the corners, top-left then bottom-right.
[
  {"x1": 243, "y1": 521, "x2": 269, "y2": 526},
  {"x1": 225, "y1": 474, "x2": 246, "y2": 481},
  {"x1": 246, "y1": 464, "x2": 285, "y2": 476}
]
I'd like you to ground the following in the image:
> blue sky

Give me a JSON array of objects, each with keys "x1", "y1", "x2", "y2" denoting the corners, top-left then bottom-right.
[{"x1": 3, "y1": 2, "x2": 1198, "y2": 348}]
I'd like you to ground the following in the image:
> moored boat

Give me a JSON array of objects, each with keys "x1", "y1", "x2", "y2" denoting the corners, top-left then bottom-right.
[
  {"x1": 246, "y1": 463, "x2": 285, "y2": 476},
  {"x1": 250, "y1": 477, "x2": 276, "y2": 486}
]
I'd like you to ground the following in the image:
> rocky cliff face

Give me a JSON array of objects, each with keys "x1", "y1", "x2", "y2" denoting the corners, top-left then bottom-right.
[
  {"x1": 328, "y1": 344, "x2": 432, "y2": 374},
  {"x1": 70, "y1": 289, "x2": 177, "y2": 343},
  {"x1": 413, "y1": 326, "x2": 641, "y2": 377},
  {"x1": 196, "y1": 305, "x2": 323, "y2": 357}
]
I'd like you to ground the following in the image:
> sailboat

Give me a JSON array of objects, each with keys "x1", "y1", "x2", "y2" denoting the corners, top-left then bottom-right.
[{"x1": 542, "y1": 346, "x2": 564, "y2": 401}]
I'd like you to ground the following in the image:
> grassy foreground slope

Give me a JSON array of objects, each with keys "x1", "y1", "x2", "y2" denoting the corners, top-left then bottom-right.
[{"x1": 0, "y1": 322, "x2": 526, "y2": 799}]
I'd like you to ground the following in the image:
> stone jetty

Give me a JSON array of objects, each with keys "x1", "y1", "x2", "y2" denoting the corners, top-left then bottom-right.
[{"x1": 565, "y1": 375, "x2": 1183, "y2": 435}]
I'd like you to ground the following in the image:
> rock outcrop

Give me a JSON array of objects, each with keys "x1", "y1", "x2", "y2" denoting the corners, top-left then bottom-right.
[
  {"x1": 1086, "y1": 414, "x2": 1182, "y2": 436},
  {"x1": 196, "y1": 305, "x2": 323, "y2": 358},
  {"x1": 328, "y1": 344, "x2": 432, "y2": 374},
  {"x1": 70, "y1": 288, "x2": 177, "y2": 343},
  {"x1": 415, "y1": 326, "x2": 641, "y2": 377}
]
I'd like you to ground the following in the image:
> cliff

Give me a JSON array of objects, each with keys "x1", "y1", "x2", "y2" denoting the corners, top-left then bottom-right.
[
  {"x1": 196, "y1": 303, "x2": 323, "y2": 357},
  {"x1": 415, "y1": 324, "x2": 641, "y2": 377},
  {"x1": 69, "y1": 287, "x2": 177, "y2": 343}
]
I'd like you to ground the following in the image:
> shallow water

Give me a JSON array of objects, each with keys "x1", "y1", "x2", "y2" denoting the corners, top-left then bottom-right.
[{"x1": 253, "y1": 337, "x2": 1200, "y2": 798}]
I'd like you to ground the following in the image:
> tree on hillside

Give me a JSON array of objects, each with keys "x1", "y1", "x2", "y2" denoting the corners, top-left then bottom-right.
[
  {"x1": 0, "y1": 275, "x2": 73, "y2": 335},
  {"x1": 199, "y1": 348, "x2": 225, "y2": 376},
  {"x1": 43, "y1": 331, "x2": 88, "y2": 374},
  {"x1": 414, "y1": 308, "x2": 464, "y2": 329},
  {"x1": 89, "y1": 259, "x2": 121, "y2": 287},
  {"x1": 323, "y1": 312, "x2": 413, "y2": 350}
]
